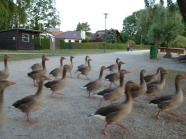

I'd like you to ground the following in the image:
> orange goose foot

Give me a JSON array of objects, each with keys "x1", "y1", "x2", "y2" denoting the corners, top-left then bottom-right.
[
  {"x1": 166, "y1": 111, "x2": 181, "y2": 118},
  {"x1": 27, "y1": 113, "x2": 37, "y2": 123},
  {"x1": 156, "y1": 110, "x2": 164, "y2": 120},
  {"x1": 103, "y1": 123, "x2": 112, "y2": 136},
  {"x1": 51, "y1": 92, "x2": 64, "y2": 97}
]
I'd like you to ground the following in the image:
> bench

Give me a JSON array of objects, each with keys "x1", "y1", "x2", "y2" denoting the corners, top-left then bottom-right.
[{"x1": 159, "y1": 47, "x2": 185, "y2": 54}]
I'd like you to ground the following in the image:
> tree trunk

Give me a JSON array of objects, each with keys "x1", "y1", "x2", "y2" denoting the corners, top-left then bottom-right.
[{"x1": 177, "y1": 0, "x2": 186, "y2": 23}]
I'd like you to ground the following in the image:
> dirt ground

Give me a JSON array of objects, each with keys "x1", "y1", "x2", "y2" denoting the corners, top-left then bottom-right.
[{"x1": 0, "y1": 50, "x2": 186, "y2": 139}]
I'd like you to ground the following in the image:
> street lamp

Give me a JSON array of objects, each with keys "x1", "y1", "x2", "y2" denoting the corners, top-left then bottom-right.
[{"x1": 103, "y1": 13, "x2": 108, "y2": 53}]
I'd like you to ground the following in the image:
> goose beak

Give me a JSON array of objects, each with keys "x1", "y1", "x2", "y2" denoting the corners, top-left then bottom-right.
[
  {"x1": 7, "y1": 81, "x2": 16, "y2": 86},
  {"x1": 45, "y1": 77, "x2": 51, "y2": 80},
  {"x1": 133, "y1": 83, "x2": 140, "y2": 88},
  {"x1": 126, "y1": 70, "x2": 131, "y2": 74},
  {"x1": 181, "y1": 75, "x2": 186, "y2": 79}
]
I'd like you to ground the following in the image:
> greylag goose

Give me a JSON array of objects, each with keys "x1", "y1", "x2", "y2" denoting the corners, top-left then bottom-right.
[
  {"x1": 94, "y1": 70, "x2": 130, "y2": 108},
  {"x1": 107, "y1": 58, "x2": 120, "y2": 73},
  {"x1": 77, "y1": 59, "x2": 92, "y2": 79},
  {"x1": 30, "y1": 54, "x2": 45, "y2": 71},
  {"x1": 77, "y1": 56, "x2": 90, "y2": 69},
  {"x1": 27, "y1": 56, "x2": 49, "y2": 86},
  {"x1": 49, "y1": 57, "x2": 66, "y2": 80},
  {"x1": 131, "y1": 70, "x2": 147, "y2": 101},
  {"x1": 149, "y1": 75, "x2": 186, "y2": 119},
  {"x1": 44, "y1": 65, "x2": 70, "y2": 97},
  {"x1": 105, "y1": 61, "x2": 126, "y2": 87},
  {"x1": 13, "y1": 76, "x2": 51, "y2": 123},
  {"x1": 80, "y1": 66, "x2": 107, "y2": 98},
  {"x1": 0, "y1": 80, "x2": 16, "y2": 127},
  {"x1": 144, "y1": 67, "x2": 161, "y2": 83},
  {"x1": 65, "y1": 56, "x2": 75, "y2": 78},
  {"x1": 0, "y1": 55, "x2": 12, "y2": 80},
  {"x1": 88, "y1": 81, "x2": 140, "y2": 135},
  {"x1": 146, "y1": 67, "x2": 169, "y2": 100}
]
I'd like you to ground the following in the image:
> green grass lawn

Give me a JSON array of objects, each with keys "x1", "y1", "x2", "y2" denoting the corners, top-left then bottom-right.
[{"x1": 0, "y1": 49, "x2": 125, "y2": 61}]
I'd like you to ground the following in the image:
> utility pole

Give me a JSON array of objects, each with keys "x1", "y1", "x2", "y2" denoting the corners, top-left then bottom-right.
[{"x1": 103, "y1": 13, "x2": 108, "y2": 53}]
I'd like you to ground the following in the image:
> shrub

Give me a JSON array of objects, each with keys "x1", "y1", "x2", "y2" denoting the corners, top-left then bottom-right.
[{"x1": 170, "y1": 35, "x2": 186, "y2": 48}]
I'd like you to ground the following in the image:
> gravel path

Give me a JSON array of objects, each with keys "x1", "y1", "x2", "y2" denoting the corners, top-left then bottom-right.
[{"x1": 0, "y1": 50, "x2": 186, "y2": 139}]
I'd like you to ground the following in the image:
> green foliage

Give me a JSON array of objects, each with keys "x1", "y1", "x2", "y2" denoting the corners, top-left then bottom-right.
[
  {"x1": 170, "y1": 35, "x2": 186, "y2": 48},
  {"x1": 60, "y1": 39, "x2": 66, "y2": 49},
  {"x1": 23, "y1": 0, "x2": 61, "y2": 31},
  {"x1": 106, "y1": 29, "x2": 117, "y2": 43},
  {"x1": 147, "y1": 4, "x2": 184, "y2": 46},
  {"x1": 76, "y1": 22, "x2": 91, "y2": 32},
  {"x1": 35, "y1": 37, "x2": 50, "y2": 50},
  {"x1": 0, "y1": 0, "x2": 30, "y2": 30},
  {"x1": 63, "y1": 42, "x2": 150, "y2": 50},
  {"x1": 82, "y1": 38, "x2": 89, "y2": 43}
]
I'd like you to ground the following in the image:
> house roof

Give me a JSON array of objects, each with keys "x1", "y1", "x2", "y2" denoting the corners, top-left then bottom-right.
[
  {"x1": 52, "y1": 31, "x2": 63, "y2": 36},
  {"x1": 92, "y1": 29, "x2": 124, "y2": 42},
  {"x1": 0, "y1": 28, "x2": 42, "y2": 33},
  {"x1": 55, "y1": 31, "x2": 82, "y2": 39}
]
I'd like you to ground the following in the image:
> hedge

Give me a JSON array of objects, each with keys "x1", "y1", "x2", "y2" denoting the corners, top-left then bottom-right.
[
  {"x1": 35, "y1": 37, "x2": 50, "y2": 50},
  {"x1": 69, "y1": 42, "x2": 150, "y2": 50}
]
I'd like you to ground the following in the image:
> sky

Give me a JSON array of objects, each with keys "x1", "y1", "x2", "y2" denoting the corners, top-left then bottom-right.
[{"x1": 55, "y1": 0, "x2": 145, "y2": 33}]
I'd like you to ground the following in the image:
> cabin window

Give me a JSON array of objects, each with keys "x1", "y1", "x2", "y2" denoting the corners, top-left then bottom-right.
[{"x1": 22, "y1": 33, "x2": 29, "y2": 42}]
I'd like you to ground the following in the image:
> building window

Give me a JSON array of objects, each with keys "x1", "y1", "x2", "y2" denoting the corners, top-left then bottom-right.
[{"x1": 22, "y1": 33, "x2": 29, "y2": 42}]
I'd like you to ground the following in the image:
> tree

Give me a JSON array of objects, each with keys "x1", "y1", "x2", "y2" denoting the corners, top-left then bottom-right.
[
  {"x1": 0, "y1": 0, "x2": 31, "y2": 30},
  {"x1": 122, "y1": 10, "x2": 146, "y2": 44},
  {"x1": 106, "y1": 29, "x2": 117, "y2": 43},
  {"x1": 148, "y1": 5, "x2": 184, "y2": 46},
  {"x1": 76, "y1": 22, "x2": 91, "y2": 36},
  {"x1": 144, "y1": 0, "x2": 186, "y2": 23},
  {"x1": 23, "y1": 0, "x2": 61, "y2": 31}
]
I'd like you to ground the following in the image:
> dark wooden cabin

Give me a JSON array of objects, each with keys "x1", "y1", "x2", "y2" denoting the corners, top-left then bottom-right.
[{"x1": 0, "y1": 28, "x2": 42, "y2": 50}]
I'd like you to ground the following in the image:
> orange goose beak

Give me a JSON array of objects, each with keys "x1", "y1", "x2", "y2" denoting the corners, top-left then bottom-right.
[
  {"x1": 133, "y1": 83, "x2": 140, "y2": 88},
  {"x1": 44, "y1": 58, "x2": 49, "y2": 61},
  {"x1": 181, "y1": 75, "x2": 186, "y2": 79},
  {"x1": 45, "y1": 77, "x2": 51, "y2": 80},
  {"x1": 7, "y1": 81, "x2": 16, "y2": 86},
  {"x1": 125, "y1": 70, "x2": 131, "y2": 74}
]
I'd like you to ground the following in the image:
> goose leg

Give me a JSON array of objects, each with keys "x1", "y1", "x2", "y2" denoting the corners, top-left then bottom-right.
[
  {"x1": 109, "y1": 82, "x2": 113, "y2": 88},
  {"x1": 88, "y1": 92, "x2": 91, "y2": 98},
  {"x1": 113, "y1": 82, "x2": 118, "y2": 87},
  {"x1": 98, "y1": 99, "x2": 103, "y2": 108},
  {"x1": 26, "y1": 113, "x2": 36, "y2": 123},
  {"x1": 166, "y1": 111, "x2": 181, "y2": 118},
  {"x1": 77, "y1": 74, "x2": 81, "y2": 78},
  {"x1": 70, "y1": 72, "x2": 73, "y2": 78},
  {"x1": 103, "y1": 123, "x2": 112, "y2": 136},
  {"x1": 114, "y1": 122, "x2": 128, "y2": 129},
  {"x1": 156, "y1": 110, "x2": 163, "y2": 120},
  {"x1": 85, "y1": 75, "x2": 89, "y2": 80},
  {"x1": 134, "y1": 99, "x2": 141, "y2": 103}
]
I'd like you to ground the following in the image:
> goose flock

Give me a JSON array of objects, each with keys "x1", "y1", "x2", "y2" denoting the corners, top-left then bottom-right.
[{"x1": 0, "y1": 54, "x2": 185, "y2": 136}]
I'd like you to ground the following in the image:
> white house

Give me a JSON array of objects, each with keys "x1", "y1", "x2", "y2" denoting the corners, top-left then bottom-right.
[{"x1": 55, "y1": 30, "x2": 85, "y2": 43}]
